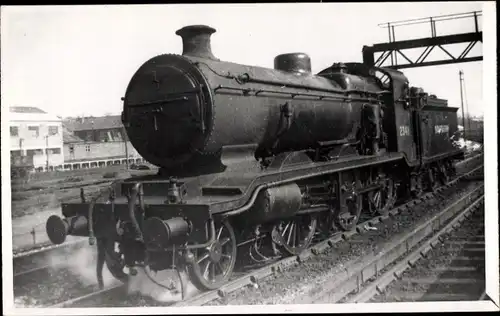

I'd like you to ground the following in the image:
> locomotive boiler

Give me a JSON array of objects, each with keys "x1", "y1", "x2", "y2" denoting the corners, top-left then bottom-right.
[
  {"x1": 123, "y1": 25, "x2": 384, "y2": 174},
  {"x1": 45, "y1": 25, "x2": 465, "y2": 296}
]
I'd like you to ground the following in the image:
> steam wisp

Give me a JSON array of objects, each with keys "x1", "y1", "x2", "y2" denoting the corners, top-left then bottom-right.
[
  {"x1": 127, "y1": 268, "x2": 200, "y2": 303},
  {"x1": 46, "y1": 244, "x2": 118, "y2": 288},
  {"x1": 21, "y1": 241, "x2": 201, "y2": 305}
]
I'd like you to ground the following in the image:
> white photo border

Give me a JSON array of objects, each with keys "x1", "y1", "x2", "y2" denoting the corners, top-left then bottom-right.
[{"x1": 1, "y1": 2, "x2": 498, "y2": 314}]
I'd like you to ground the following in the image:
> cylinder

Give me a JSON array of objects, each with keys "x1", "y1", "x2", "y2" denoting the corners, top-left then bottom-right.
[
  {"x1": 46, "y1": 215, "x2": 89, "y2": 245},
  {"x1": 249, "y1": 183, "x2": 303, "y2": 223},
  {"x1": 143, "y1": 217, "x2": 191, "y2": 250}
]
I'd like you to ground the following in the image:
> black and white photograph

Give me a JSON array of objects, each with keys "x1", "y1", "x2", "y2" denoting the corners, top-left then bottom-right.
[{"x1": 1, "y1": 2, "x2": 498, "y2": 314}]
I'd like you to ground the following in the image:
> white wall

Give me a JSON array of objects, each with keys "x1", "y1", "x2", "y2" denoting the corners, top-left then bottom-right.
[
  {"x1": 32, "y1": 151, "x2": 65, "y2": 169},
  {"x1": 10, "y1": 120, "x2": 64, "y2": 170},
  {"x1": 10, "y1": 121, "x2": 63, "y2": 150},
  {"x1": 64, "y1": 141, "x2": 140, "y2": 162}
]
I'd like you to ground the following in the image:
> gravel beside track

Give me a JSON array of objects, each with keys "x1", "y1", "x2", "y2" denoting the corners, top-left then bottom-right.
[
  {"x1": 353, "y1": 200, "x2": 485, "y2": 303},
  {"x1": 12, "y1": 181, "x2": 112, "y2": 219},
  {"x1": 13, "y1": 241, "x2": 121, "y2": 307}
]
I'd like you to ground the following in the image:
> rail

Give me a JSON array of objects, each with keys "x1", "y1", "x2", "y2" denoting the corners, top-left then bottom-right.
[
  {"x1": 47, "y1": 285, "x2": 124, "y2": 308},
  {"x1": 345, "y1": 197, "x2": 485, "y2": 303}
]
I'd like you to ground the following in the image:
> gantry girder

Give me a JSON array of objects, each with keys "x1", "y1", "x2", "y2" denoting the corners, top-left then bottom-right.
[{"x1": 363, "y1": 11, "x2": 483, "y2": 70}]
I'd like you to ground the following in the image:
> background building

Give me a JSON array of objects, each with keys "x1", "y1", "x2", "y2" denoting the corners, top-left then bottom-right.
[
  {"x1": 9, "y1": 106, "x2": 64, "y2": 173},
  {"x1": 62, "y1": 115, "x2": 145, "y2": 170}
]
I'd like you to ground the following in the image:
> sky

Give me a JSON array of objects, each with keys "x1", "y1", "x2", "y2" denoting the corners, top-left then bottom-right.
[{"x1": 1, "y1": 2, "x2": 489, "y2": 118}]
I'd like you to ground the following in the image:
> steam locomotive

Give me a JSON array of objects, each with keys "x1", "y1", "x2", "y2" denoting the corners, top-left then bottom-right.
[{"x1": 46, "y1": 25, "x2": 464, "y2": 295}]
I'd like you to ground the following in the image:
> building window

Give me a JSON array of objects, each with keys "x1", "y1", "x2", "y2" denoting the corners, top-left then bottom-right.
[
  {"x1": 69, "y1": 145, "x2": 75, "y2": 154},
  {"x1": 49, "y1": 126, "x2": 59, "y2": 136},
  {"x1": 85, "y1": 132, "x2": 93, "y2": 142},
  {"x1": 11, "y1": 150, "x2": 22, "y2": 157},
  {"x1": 27, "y1": 149, "x2": 43, "y2": 156},
  {"x1": 10, "y1": 126, "x2": 19, "y2": 137},
  {"x1": 28, "y1": 126, "x2": 40, "y2": 138},
  {"x1": 46, "y1": 148, "x2": 61, "y2": 154},
  {"x1": 85, "y1": 145, "x2": 91, "y2": 152}
]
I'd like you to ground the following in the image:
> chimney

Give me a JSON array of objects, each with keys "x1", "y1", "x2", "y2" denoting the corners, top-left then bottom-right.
[{"x1": 175, "y1": 25, "x2": 217, "y2": 60}]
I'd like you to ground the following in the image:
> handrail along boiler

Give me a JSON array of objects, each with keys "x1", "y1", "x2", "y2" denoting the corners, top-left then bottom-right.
[{"x1": 45, "y1": 25, "x2": 465, "y2": 295}]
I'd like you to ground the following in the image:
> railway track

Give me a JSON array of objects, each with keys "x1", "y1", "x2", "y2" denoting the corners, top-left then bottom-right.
[
  {"x1": 309, "y1": 188, "x2": 485, "y2": 304},
  {"x1": 13, "y1": 239, "x2": 86, "y2": 277},
  {"x1": 37, "y1": 163, "x2": 483, "y2": 308},
  {"x1": 13, "y1": 239, "x2": 109, "y2": 307},
  {"x1": 343, "y1": 197, "x2": 485, "y2": 303},
  {"x1": 179, "y1": 178, "x2": 485, "y2": 306}
]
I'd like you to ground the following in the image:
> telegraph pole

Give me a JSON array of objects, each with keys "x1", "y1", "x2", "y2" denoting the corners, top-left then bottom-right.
[
  {"x1": 459, "y1": 70, "x2": 467, "y2": 140},
  {"x1": 123, "y1": 126, "x2": 129, "y2": 170},
  {"x1": 45, "y1": 135, "x2": 49, "y2": 171},
  {"x1": 463, "y1": 73, "x2": 472, "y2": 133}
]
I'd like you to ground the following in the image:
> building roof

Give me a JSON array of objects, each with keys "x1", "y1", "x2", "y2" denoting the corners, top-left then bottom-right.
[
  {"x1": 62, "y1": 126, "x2": 83, "y2": 143},
  {"x1": 9, "y1": 106, "x2": 62, "y2": 123},
  {"x1": 64, "y1": 115, "x2": 123, "y2": 132},
  {"x1": 10, "y1": 106, "x2": 47, "y2": 114}
]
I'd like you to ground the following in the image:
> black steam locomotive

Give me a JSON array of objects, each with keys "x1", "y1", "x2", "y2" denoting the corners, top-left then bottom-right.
[{"x1": 46, "y1": 25, "x2": 464, "y2": 294}]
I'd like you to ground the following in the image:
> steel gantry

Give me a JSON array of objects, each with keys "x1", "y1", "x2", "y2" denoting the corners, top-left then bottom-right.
[{"x1": 363, "y1": 11, "x2": 482, "y2": 70}]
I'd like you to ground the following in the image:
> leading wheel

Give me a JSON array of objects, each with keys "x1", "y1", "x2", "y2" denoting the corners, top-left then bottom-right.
[
  {"x1": 188, "y1": 219, "x2": 237, "y2": 291},
  {"x1": 98, "y1": 238, "x2": 129, "y2": 284}
]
